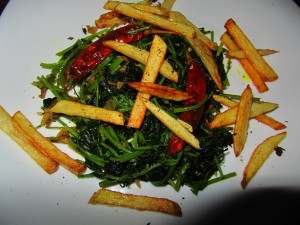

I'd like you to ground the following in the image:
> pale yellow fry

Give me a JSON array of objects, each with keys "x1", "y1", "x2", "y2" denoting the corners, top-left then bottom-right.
[
  {"x1": 13, "y1": 111, "x2": 86, "y2": 176},
  {"x1": 233, "y1": 85, "x2": 253, "y2": 157},
  {"x1": 213, "y1": 95, "x2": 286, "y2": 130},
  {"x1": 189, "y1": 38, "x2": 223, "y2": 90},
  {"x1": 224, "y1": 18, "x2": 278, "y2": 82},
  {"x1": 89, "y1": 188, "x2": 182, "y2": 217},
  {"x1": 0, "y1": 106, "x2": 58, "y2": 174},
  {"x1": 142, "y1": 98, "x2": 200, "y2": 150},
  {"x1": 127, "y1": 35, "x2": 167, "y2": 129},
  {"x1": 50, "y1": 100, "x2": 125, "y2": 126},
  {"x1": 104, "y1": 1, "x2": 169, "y2": 16},
  {"x1": 161, "y1": 0, "x2": 176, "y2": 13},
  {"x1": 169, "y1": 11, "x2": 218, "y2": 51},
  {"x1": 209, "y1": 101, "x2": 278, "y2": 129},
  {"x1": 113, "y1": 3, "x2": 195, "y2": 38},
  {"x1": 241, "y1": 131, "x2": 287, "y2": 189},
  {"x1": 103, "y1": 40, "x2": 178, "y2": 82},
  {"x1": 221, "y1": 32, "x2": 268, "y2": 93},
  {"x1": 226, "y1": 49, "x2": 279, "y2": 59}
]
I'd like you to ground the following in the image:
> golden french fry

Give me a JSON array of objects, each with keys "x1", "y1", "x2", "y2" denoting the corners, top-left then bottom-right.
[
  {"x1": 213, "y1": 95, "x2": 286, "y2": 130},
  {"x1": 89, "y1": 188, "x2": 182, "y2": 217},
  {"x1": 226, "y1": 49, "x2": 279, "y2": 59},
  {"x1": 209, "y1": 101, "x2": 278, "y2": 129},
  {"x1": 104, "y1": 1, "x2": 169, "y2": 16},
  {"x1": 113, "y1": 3, "x2": 195, "y2": 38},
  {"x1": 254, "y1": 114, "x2": 286, "y2": 130},
  {"x1": 169, "y1": 11, "x2": 218, "y2": 51},
  {"x1": 142, "y1": 98, "x2": 200, "y2": 150},
  {"x1": 224, "y1": 18, "x2": 278, "y2": 82},
  {"x1": 50, "y1": 100, "x2": 125, "y2": 126},
  {"x1": 127, "y1": 35, "x2": 168, "y2": 129},
  {"x1": 103, "y1": 40, "x2": 178, "y2": 82},
  {"x1": 0, "y1": 106, "x2": 58, "y2": 174},
  {"x1": 127, "y1": 82, "x2": 191, "y2": 101},
  {"x1": 241, "y1": 131, "x2": 287, "y2": 189},
  {"x1": 13, "y1": 111, "x2": 86, "y2": 176},
  {"x1": 221, "y1": 32, "x2": 268, "y2": 93},
  {"x1": 233, "y1": 85, "x2": 253, "y2": 157}
]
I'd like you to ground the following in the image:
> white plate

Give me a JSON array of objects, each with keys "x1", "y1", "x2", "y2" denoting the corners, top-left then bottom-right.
[{"x1": 1, "y1": 1, "x2": 300, "y2": 224}]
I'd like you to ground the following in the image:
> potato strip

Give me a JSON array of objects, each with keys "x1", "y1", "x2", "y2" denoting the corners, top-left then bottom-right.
[
  {"x1": 224, "y1": 18, "x2": 278, "y2": 82},
  {"x1": 221, "y1": 32, "x2": 268, "y2": 93},
  {"x1": 113, "y1": 3, "x2": 195, "y2": 38},
  {"x1": 89, "y1": 188, "x2": 182, "y2": 217},
  {"x1": 241, "y1": 132, "x2": 287, "y2": 189},
  {"x1": 103, "y1": 40, "x2": 178, "y2": 82},
  {"x1": 50, "y1": 100, "x2": 125, "y2": 126},
  {"x1": 13, "y1": 111, "x2": 86, "y2": 175},
  {"x1": 0, "y1": 106, "x2": 58, "y2": 174},
  {"x1": 233, "y1": 85, "x2": 253, "y2": 157}
]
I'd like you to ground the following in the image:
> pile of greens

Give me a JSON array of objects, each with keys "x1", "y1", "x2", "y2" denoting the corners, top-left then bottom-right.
[{"x1": 33, "y1": 23, "x2": 235, "y2": 195}]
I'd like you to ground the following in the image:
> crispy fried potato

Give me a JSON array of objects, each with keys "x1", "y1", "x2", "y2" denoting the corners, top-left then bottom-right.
[
  {"x1": 13, "y1": 111, "x2": 86, "y2": 175},
  {"x1": 169, "y1": 11, "x2": 218, "y2": 51},
  {"x1": 50, "y1": 100, "x2": 125, "y2": 126},
  {"x1": 221, "y1": 32, "x2": 268, "y2": 93},
  {"x1": 0, "y1": 106, "x2": 58, "y2": 174},
  {"x1": 224, "y1": 18, "x2": 278, "y2": 82},
  {"x1": 127, "y1": 35, "x2": 167, "y2": 129},
  {"x1": 113, "y1": 3, "x2": 195, "y2": 38},
  {"x1": 233, "y1": 85, "x2": 253, "y2": 157},
  {"x1": 226, "y1": 49, "x2": 279, "y2": 59},
  {"x1": 104, "y1": 1, "x2": 169, "y2": 16},
  {"x1": 241, "y1": 131, "x2": 287, "y2": 189},
  {"x1": 213, "y1": 95, "x2": 286, "y2": 130},
  {"x1": 127, "y1": 82, "x2": 191, "y2": 101},
  {"x1": 254, "y1": 114, "x2": 286, "y2": 130},
  {"x1": 103, "y1": 40, "x2": 178, "y2": 82},
  {"x1": 209, "y1": 101, "x2": 278, "y2": 129},
  {"x1": 89, "y1": 188, "x2": 182, "y2": 217},
  {"x1": 142, "y1": 98, "x2": 200, "y2": 150}
]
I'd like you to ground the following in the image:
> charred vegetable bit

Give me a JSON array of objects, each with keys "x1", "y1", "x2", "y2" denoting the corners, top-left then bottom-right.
[{"x1": 33, "y1": 21, "x2": 234, "y2": 194}]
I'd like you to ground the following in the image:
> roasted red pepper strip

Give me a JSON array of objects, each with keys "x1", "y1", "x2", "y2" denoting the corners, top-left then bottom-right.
[
  {"x1": 167, "y1": 59, "x2": 207, "y2": 155},
  {"x1": 69, "y1": 24, "x2": 144, "y2": 81}
]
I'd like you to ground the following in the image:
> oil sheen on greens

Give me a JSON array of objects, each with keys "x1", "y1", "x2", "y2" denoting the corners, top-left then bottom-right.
[{"x1": 33, "y1": 24, "x2": 235, "y2": 195}]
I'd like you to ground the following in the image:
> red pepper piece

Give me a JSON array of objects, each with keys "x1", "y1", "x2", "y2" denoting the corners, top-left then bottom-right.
[
  {"x1": 167, "y1": 60, "x2": 207, "y2": 155},
  {"x1": 69, "y1": 24, "x2": 144, "y2": 81}
]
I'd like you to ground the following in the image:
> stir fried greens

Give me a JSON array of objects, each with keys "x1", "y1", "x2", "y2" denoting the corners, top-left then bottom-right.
[{"x1": 32, "y1": 23, "x2": 235, "y2": 194}]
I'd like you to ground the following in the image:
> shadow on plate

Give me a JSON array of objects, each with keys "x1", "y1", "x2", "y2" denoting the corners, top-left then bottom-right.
[{"x1": 186, "y1": 187, "x2": 300, "y2": 225}]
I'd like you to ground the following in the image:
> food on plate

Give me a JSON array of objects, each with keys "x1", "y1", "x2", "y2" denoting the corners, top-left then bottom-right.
[
  {"x1": 0, "y1": 106, "x2": 58, "y2": 174},
  {"x1": 32, "y1": 0, "x2": 234, "y2": 195},
  {"x1": 225, "y1": 49, "x2": 278, "y2": 59},
  {"x1": 209, "y1": 101, "x2": 278, "y2": 129},
  {"x1": 212, "y1": 94, "x2": 286, "y2": 130},
  {"x1": 233, "y1": 85, "x2": 253, "y2": 157},
  {"x1": 89, "y1": 188, "x2": 182, "y2": 217},
  {"x1": 221, "y1": 32, "x2": 269, "y2": 93},
  {"x1": 0, "y1": 0, "x2": 288, "y2": 216},
  {"x1": 127, "y1": 34, "x2": 168, "y2": 129},
  {"x1": 241, "y1": 132, "x2": 287, "y2": 189},
  {"x1": 224, "y1": 18, "x2": 278, "y2": 82}
]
